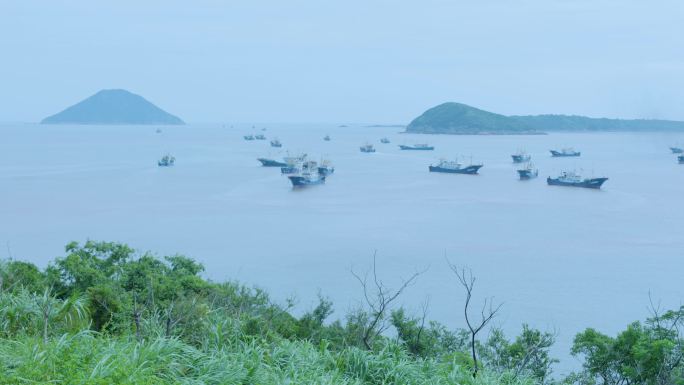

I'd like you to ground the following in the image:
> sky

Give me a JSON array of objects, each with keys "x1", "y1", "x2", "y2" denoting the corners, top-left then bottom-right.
[{"x1": 1, "y1": 0, "x2": 683, "y2": 124}]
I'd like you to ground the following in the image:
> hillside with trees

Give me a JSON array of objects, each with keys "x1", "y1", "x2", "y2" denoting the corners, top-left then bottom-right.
[{"x1": 1, "y1": 241, "x2": 682, "y2": 384}]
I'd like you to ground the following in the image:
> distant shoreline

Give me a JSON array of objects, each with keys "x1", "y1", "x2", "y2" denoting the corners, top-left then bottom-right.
[{"x1": 401, "y1": 131, "x2": 547, "y2": 135}]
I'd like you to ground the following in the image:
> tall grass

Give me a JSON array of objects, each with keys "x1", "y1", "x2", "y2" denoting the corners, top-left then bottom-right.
[{"x1": 0, "y1": 327, "x2": 534, "y2": 384}]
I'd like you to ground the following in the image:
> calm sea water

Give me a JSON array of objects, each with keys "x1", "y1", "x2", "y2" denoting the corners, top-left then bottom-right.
[{"x1": 1, "y1": 123, "x2": 683, "y2": 373}]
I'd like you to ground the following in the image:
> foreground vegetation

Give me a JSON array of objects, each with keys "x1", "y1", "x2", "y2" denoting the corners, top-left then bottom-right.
[{"x1": 0, "y1": 241, "x2": 682, "y2": 384}]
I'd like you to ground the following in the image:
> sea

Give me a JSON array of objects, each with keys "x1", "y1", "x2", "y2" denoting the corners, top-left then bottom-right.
[{"x1": 1, "y1": 122, "x2": 683, "y2": 375}]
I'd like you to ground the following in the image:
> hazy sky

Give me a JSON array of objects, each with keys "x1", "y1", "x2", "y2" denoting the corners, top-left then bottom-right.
[{"x1": 1, "y1": 0, "x2": 683, "y2": 123}]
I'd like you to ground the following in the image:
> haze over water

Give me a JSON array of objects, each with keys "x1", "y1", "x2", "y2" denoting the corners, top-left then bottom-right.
[{"x1": 1, "y1": 123, "x2": 683, "y2": 373}]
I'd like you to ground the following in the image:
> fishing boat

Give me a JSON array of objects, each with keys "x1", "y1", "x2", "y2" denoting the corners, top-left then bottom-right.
[
  {"x1": 360, "y1": 143, "x2": 376, "y2": 153},
  {"x1": 317, "y1": 159, "x2": 335, "y2": 176},
  {"x1": 428, "y1": 159, "x2": 482, "y2": 174},
  {"x1": 550, "y1": 148, "x2": 580, "y2": 157},
  {"x1": 257, "y1": 158, "x2": 288, "y2": 167},
  {"x1": 157, "y1": 154, "x2": 175, "y2": 167},
  {"x1": 270, "y1": 139, "x2": 282, "y2": 148},
  {"x1": 399, "y1": 144, "x2": 434, "y2": 151},
  {"x1": 517, "y1": 163, "x2": 538, "y2": 180},
  {"x1": 511, "y1": 150, "x2": 531, "y2": 163},
  {"x1": 243, "y1": 134, "x2": 255, "y2": 141},
  {"x1": 380, "y1": 137, "x2": 390, "y2": 144},
  {"x1": 288, "y1": 161, "x2": 326, "y2": 187},
  {"x1": 155, "y1": 128, "x2": 162, "y2": 134},
  {"x1": 323, "y1": 135, "x2": 331, "y2": 141},
  {"x1": 255, "y1": 134, "x2": 266, "y2": 140},
  {"x1": 671, "y1": 147, "x2": 683, "y2": 154},
  {"x1": 547, "y1": 171, "x2": 608, "y2": 189},
  {"x1": 679, "y1": 155, "x2": 684, "y2": 164}
]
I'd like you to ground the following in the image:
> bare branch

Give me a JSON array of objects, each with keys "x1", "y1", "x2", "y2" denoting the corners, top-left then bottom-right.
[
  {"x1": 447, "y1": 260, "x2": 503, "y2": 378},
  {"x1": 352, "y1": 252, "x2": 427, "y2": 349}
]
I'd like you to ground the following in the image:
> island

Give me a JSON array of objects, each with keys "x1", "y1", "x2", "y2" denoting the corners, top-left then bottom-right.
[
  {"x1": 41, "y1": 89, "x2": 185, "y2": 125},
  {"x1": 406, "y1": 102, "x2": 684, "y2": 134}
]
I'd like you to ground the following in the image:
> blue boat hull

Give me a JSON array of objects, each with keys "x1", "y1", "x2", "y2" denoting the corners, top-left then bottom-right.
[
  {"x1": 281, "y1": 166, "x2": 299, "y2": 174},
  {"x1": 258, "y1": 158, "x2": 288, "y2": 167},
  {"x1": 517, "y1": 169, "x2": 538, "y2": 180},
  {"x1": 429, "y1": 165, "x2": 482, "y2": 174},
  {"x1": 289, "y1": 175, "x2": 325, "y2": 186},
  {"x1": 400, "y1": 145, "x2": 434, "y2": 150},
  {"x1": 679, "y1": 155, "x2": 684, "y2": 164},
  {"x1": 550, "y1": 150, "x2": 580, "y2": 157},
  {"x1": 547, "y1": 177, "x2": 608, "y2": 189},
  {"x1": 671, "y1": 147, "x2": 683, "y2": 154}
]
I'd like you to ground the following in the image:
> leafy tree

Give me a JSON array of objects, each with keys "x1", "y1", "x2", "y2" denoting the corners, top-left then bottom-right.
[
  {"x1": 570, "y1": 313, "x2": 684, "y2": 385},
  {"x1": 0, "y1": 261, "x2": 46, "y2": 293},
  {"x1": 481, "y1": 325, "x2": 557, "y2": 384}
]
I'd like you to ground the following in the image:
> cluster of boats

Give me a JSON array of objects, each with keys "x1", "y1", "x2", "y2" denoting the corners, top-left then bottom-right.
[
  {"x1": 160, "y1": 129, "x2": 684, "y2": 191},
  {"x1": 515, "y1": 149, "x2": 607, "y2": 189},
  {"x1": 427, "y1": 148, "x2": 608, "y2": 189},
  {"x1": 360, "y1": 142, "x2": 435, "y2": 152},
  {"x1": 244, "y1": 134, "x2": 267, "y2": 141},
  {"x1": 258, "y1": 153, "x2": 334, "y2": 187},
  {"x1": 246, "y1": 131, "x2": 682, "y2": 190}
]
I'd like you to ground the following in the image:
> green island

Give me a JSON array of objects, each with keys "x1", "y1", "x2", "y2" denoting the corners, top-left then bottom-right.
[
  {"x1": 406, "y1": 102, "x2": 684, "y2": 134},
  {"x1": 1, "y1": 241, "x2": 681, "y2": 384}
]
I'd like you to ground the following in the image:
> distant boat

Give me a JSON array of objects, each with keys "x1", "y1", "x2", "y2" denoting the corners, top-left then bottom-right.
[
  {"x1": 517, "y1": 163, "x2": 538, "y2": 180},
  {"x1": 288, "y1": 161, "x2": 326, "y2": 187},
  {"x1": 243, "y1": 134, "x2": 255, "y2": 141},
  {"x1": 257, "y1": 158, "x2": 288, "y2": 167},
  {"x1": 550, "y1": 148, "x2": 580, "y2": 157},
  {"x1": 323, "y1": 135, "x2": 331, "y2": 141},
  {"x1": 429, "y1": 159, "x2": 482, "y2": 174},
  {"x1": 318, "y1": 159, "x2": 335, "y2": 176},
  {"x1": 270, "y1": 139, "x2": 282, "y2": 147},
  {"x1": 360, "y1": 143, "x2": 376, "y2": 153},
  {"x1": 338, "y1": 124, "x2": 348, "y2": 128},
  {"x1": 511, "y1": 150, "x2": 531, "y2": 163},
  {"x1": 158, "y1": 154, "x2": 175, "y2": 167},
  {"x1": 671, "y1": 147, "x2": 683, "y2": 154},
  {"x1": 255, "y1": 134, "x2": 266, "y2": 140},
  {"x1": 400, "y1": 144, "x2": 434, "y2": 151},
  {"x1": 547, "y1": 171, "x2": 607, "y2": 189},
  {"x1": 155, "y1": 128, "x2": 162, "y2": 134},
  {"x1": 679, "y1": 155, "x2": 684, "y2": 164},
  {"x1": 380, "y1": 137, "x2": 390, "y2": 144}
]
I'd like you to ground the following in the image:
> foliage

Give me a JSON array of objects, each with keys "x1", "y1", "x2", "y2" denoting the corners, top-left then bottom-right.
[
  {"x1": 568, "y1": 308, "x2": 684, "y2": 385},
  {"x1": 8, "y1": 240, "x2": 679, "y2": 384}
]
